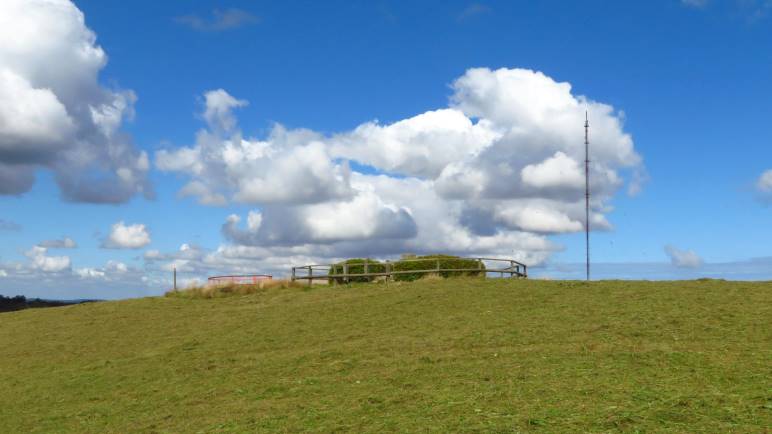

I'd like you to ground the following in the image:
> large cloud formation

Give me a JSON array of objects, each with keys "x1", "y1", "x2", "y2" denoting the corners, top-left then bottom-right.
[
  {"x1": 0, "y1": 0, "x2": 151, "y2": 202},
  {"x1": 157, "y1": 67, "x2": 644, "y2": 274}
]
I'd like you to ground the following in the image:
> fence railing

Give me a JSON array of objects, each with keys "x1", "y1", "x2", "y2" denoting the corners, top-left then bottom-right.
[{"x1": 291, "y1": 257, "x2": 526, "y2": 283}]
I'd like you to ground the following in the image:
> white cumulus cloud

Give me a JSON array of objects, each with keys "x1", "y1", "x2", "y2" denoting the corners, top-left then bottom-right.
[
  {"x1": 74, "y1": 268, "x2": 106, "y2": 279},
  {"x1": 25, "y1": 245, "x2": 71, "y2": 273},
  {"x1": 201, "y1": 89, "x2": 248, "y2": 132},
  {"x1": 102, "y1": 221, "x2": 151, "y2": 249},
  {"x1": 157, "y1": 97, "x2": 353, "y2": 206},
  {"x1": 329, "y1": 108, "x2": 499, "y2": 178},
  {"x1": 521, "y1": 151, "x2": 585, "y2": 190},
  {"x1": 0, "y1": 0, "x2": 151, "y2": 202}
]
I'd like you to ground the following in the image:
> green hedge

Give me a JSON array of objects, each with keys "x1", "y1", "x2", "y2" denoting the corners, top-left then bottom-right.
[
  {"x1": 328, "y1": 258, "x2": 385, "y2": 284},
  {"x1": 391, "y1": 255, "x2": 485, "y2": 282}
]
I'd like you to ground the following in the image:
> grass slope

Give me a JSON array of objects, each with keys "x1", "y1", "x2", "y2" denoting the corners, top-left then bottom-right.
[{"x1": 0, "y1": 279, "x2": 770, "y2": 433}]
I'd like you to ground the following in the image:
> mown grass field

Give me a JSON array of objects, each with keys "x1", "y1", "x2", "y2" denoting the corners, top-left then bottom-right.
[{"x1": 0, "y1": 279, "x2": 770, "y2": 433}]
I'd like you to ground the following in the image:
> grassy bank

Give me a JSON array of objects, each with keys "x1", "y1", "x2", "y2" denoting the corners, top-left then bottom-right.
[
  {"x1": 0, "y1": 279, "x2": 770, "y2": 432},
  {"x1": 165, "y1": 279, "x2": 304, "y2": 299}
]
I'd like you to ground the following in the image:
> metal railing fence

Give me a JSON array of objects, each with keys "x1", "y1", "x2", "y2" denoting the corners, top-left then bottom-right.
[{"x1": 291, "y1": 257, "x2": 526, "y2": 284}]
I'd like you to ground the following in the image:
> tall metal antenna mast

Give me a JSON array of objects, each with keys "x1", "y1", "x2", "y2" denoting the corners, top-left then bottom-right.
[{"x1": 584, "y1": 111, "x2": 590, "y2": 281}]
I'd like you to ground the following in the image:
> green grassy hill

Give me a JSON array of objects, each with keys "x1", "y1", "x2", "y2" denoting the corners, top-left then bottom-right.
[{"x1": 1, "y1": 279, "x2": 770, "y2": 432}]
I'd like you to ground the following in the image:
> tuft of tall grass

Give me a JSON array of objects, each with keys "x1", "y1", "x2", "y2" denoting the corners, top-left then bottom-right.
[{"x1": 165, "y1": 279, "x2": 304, "y2": 299}]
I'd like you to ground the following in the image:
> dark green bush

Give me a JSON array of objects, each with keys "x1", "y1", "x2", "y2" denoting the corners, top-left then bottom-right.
[
  {"x1": 392, "y1": 255, "x2": 485, "y2": 282},
  {"x1": 328, "y1": 258, "x2": 385, "y2": 284}
]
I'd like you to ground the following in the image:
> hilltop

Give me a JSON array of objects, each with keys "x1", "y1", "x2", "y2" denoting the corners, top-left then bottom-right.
[{"x1": 0, "y1": 279, "x2": 770, "y2": 432}]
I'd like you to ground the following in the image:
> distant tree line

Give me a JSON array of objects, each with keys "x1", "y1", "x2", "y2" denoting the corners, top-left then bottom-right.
[{"x1": 0, "y1": 294, "x2": 87, "y2": 313}]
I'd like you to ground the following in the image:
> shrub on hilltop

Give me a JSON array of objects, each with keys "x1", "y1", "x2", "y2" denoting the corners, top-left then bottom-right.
[
  {"x1": 328, "y1": 255, "x2": 486, "y2": 284},
  {"x1": 392, "y1": 255, "x2": 485, "y2": 281},
  {"x1": 328, "y1": 258, "x2": 385, "y2": 284}
]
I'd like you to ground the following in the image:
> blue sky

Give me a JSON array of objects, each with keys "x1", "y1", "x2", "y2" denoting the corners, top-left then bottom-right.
[{"x1": 1, "y1": 0, "x2": 771, "y2": 299}]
